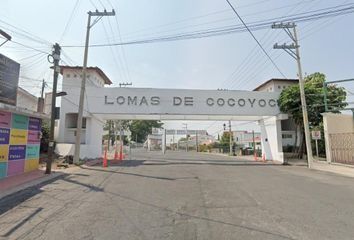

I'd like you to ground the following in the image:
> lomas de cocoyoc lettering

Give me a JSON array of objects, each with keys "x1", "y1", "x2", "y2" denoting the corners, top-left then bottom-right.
[{"x1": 104, "y1": 96, "x2": 277, "y2": 107}]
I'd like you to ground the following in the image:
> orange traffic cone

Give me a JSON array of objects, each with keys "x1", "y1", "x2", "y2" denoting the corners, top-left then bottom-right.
[
  {"x1": 103, "y1": 147, "x2": 108, "y2": 167},
  {"x1": 114, "y1": 147, "x2": 119, "y2": 160},
  {"x1": 119, "y1": 144, "x2": 123, "y2": 161}
]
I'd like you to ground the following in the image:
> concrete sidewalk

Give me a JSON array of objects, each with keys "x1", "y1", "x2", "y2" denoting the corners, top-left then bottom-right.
[
  {"x1": 312, "y1": 161, "x2": 354, "y2": 178},
  {"x1": 0, "y1": 170, "x2": 64, "y2": 200},
  {"x1": 0, "y1": 165, "x2": 80, "y2": 200}
]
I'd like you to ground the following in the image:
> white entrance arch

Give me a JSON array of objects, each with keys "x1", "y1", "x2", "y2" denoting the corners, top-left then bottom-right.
[{"x1": 54, "y1": 66, "x2": 287, "y2": 163}]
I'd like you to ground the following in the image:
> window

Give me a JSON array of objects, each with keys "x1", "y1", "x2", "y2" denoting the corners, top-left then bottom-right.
[
  {"x1": 65, "y1": 113, "x2": 87, "y2": 129},
  {"x1": 74, "y1": 74, "x2": 77, "y2": 78},
  {"x1": 278, "y1": 85, "x2": 281, "y2": 89},
  {"x1": 66, "y1": 74, "x2": 70, "y2": 78},
  {"x1": 282, "y1": 134, "x2": 293, "y2": 139}
]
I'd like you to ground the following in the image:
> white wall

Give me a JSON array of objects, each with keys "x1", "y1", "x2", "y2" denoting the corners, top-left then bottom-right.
[
  {"x1": 55, "y1": 68, "x2": 107, "y2": 158},
  {"x1": 259, "y1": 116, "x2": 285, "y2": 163}
]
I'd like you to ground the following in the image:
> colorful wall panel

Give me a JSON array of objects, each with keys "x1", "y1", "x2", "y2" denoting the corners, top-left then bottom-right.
[{"x1": 0, "y1": 110, "x2": 41, "y2": 179}]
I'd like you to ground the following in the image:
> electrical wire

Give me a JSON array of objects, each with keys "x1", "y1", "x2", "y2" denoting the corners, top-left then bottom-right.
[
  {"x1": 61, "y1": 4, "x2": 354, "y2": 49},
  {"x1": 59, "y1": 0, "x2": 81, "y2": 43}
]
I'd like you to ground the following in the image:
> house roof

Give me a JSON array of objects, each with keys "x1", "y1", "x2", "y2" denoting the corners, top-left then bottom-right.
[
  {"x1": 58, "y1": 66, "x2": 112, "y2": 85},
  {"x1": 253, "y1": 78, "x2": 298, "y2": 91}
]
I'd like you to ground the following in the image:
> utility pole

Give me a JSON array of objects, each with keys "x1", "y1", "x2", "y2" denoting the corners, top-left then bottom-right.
[
  {"x1": 183, "y1": 123, "x2": 188, "y2": 152},
  {"x1": 74, "y1": 9, "x2": 115, "y2": 164},
  {"x1": 40, "y1": 79, "x2": 45, "y2": 98},
  {"x1": 272, "y1": 22, "x2": 313, "y2": 168},
  {"x1": 163, "y1": 129, "x2": 166, "y2": 154},
  {"x1": 196, "y1": 131, "x2": 199, "y2": 152},
  {"x1": 172, "y1": 133, "x2": 175, "y2": 151},
  {"x1": 37, "y1": 79, "x2": 46, "y2": 113},
  {"x1": 252, "y1": 130, "x2": 256, "y2": 159},
  {"x1": 45, "y1": 43, "x2": 61, "y2": 174},
  {"x1": 229, "y1": 121, "x2": 232, "y2": 156}
]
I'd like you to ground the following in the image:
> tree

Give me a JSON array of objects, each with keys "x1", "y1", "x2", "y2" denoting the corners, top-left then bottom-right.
[
  {"x1": 129, "y1": 120, "x2": 163, "y2": 143},
  {"x1": 278, "y1": 72, "x2": 347, "y2": 157},
  {"x1": 219, "y1": 131, "x2": 232, "y2": 153},
  {"x1": 40, "y1": 120, "x2": 50, "y2": 153}
]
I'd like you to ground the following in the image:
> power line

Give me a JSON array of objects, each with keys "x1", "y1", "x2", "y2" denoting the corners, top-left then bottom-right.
[
  {"x1": 61, "y1": 4, "x2": 354, "y2": 48},
  {"x1": 222, "y1": 0, "x2": 321, "y2": 90},
  {"x1": 225, "y1": 0, "x2": 286, "y2": 78},
  {"x1": 10, "y1": 40, "x2": 51, "y2": 54},
  {"x1": 115, "y1": 0, "x2": 316, "y2": 41},
  {"x1": 59, "y1": 0, "x2": 81, "y2": 43},
  {"x1": 0, "y1": 19, "x2": 51, "y2": 46}
]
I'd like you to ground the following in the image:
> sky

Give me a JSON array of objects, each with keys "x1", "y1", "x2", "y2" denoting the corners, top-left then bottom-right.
[{"x1": 1, "y1": 0, "x2": 353, "y2": 137}]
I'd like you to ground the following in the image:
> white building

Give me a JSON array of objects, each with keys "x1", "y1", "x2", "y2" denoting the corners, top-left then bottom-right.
[
  {"x1": 188, "y1": 134, "x2": 215, "y2": 146},
  {"x1": 254, "y1": 78, "x2": 300, "y2": 148},
  {"x1": 55, "y1": 66, "x2": 112, "y2": 158},
  {"x1": 233, "y1": 130, "x2": 261, "y2": 149},
  {"x1": 16, "y1": 87, "x2": 38, "y2": 112},
  {"x1": 253, "y1": 78, "x2": 299, "y2": 92}
]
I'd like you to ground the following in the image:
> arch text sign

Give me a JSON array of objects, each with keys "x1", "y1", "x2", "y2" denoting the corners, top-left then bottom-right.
[{"x1": 86, "y1": 88, "x2": 281, "y2": 117}]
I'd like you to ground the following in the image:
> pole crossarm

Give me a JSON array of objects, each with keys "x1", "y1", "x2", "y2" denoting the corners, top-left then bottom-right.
[
  {"x1": 89, "y1": 10, "x2": 115, "y2": 28},
  {"x1": 271, "y1": 22, "x2": 296, "y2": 29},
  {"x1": 273, "y1": 43, "x2": 299, "y2": 59},
  {"x1": 88, "y1": 9, "x2": 115, "y2": 16}
]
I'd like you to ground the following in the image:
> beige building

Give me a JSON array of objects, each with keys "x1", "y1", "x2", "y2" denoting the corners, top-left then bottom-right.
[
  {"x1": 253, "y1": 78, "x2": 298, "y2": 92},
  {"x1": 16, "y1": 87, "x2": 38, "y2": 112}
]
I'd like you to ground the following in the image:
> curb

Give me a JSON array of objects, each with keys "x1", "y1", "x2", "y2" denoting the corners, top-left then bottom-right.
[{"x1": 0, "y1": 171, "x2": 65, "y2": 200}]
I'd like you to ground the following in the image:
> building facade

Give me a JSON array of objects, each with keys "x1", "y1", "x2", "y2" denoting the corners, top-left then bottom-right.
[
  {"x1": 233, "y1": 130, "x2": 261, "y2": 149},
  {"x1": 253, "y1": 78, "x2": 300, "y2": 148},
  {"x1": 16, "y1": 87, "x2": 38, "y2": 112},
  {"x1": 55, "y1": 66, "x2": 112, "y2": 158}
]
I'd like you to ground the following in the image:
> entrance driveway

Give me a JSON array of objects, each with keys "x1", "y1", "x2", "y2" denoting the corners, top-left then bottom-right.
[{"x1": 1, "y1": 149, "x2": 354, "y2": 239}]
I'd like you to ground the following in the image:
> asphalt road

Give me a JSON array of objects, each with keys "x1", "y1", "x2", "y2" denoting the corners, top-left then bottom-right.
[{"x1": 1, "y1": 149, "x2": 354, "y2": 240}]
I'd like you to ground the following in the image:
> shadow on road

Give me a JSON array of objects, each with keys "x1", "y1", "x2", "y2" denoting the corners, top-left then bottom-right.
[
  {"x1": 80, "y1": 166, "x2": 178, "y2": 181},
  {"x1": 0, "y1": 174, "x2": 66, "y2": 215}
]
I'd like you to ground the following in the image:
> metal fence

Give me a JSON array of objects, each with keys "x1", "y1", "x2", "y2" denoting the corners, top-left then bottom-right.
[{"x1": 329, "y1": 133, "x2": 354, "y2": 165}]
